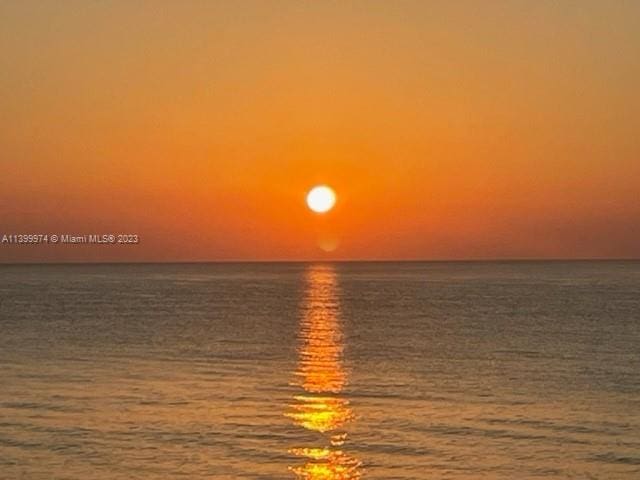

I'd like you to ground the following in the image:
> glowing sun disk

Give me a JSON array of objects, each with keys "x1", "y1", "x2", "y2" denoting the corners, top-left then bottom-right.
[{"x1": 306, "y1": 186, "x2": 336, "y2": 213}]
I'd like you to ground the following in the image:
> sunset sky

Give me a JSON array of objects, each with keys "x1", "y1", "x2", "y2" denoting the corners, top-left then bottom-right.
[{"x1": 1, "y1": 1, "x2": 639, "y2": 262}]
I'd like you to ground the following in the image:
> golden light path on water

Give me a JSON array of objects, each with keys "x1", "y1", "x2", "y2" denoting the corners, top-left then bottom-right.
[{"x1": 286, "y1": 265, "x2": 362, "y2": 479}]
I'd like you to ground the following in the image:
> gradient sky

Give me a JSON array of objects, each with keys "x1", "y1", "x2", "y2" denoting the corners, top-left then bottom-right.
[{"x1": 1, "y1": 1, "x2": 639, "y2": 262}]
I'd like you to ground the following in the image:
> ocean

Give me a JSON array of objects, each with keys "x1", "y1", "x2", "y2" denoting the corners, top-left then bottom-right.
[{"x1": 1, "y1": 261, "x2": 639, "y2": 479}]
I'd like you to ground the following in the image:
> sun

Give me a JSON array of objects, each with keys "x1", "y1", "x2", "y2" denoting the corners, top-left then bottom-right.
[{"x1": 306, "y1": 185, "x2": 336, "y2": 213}]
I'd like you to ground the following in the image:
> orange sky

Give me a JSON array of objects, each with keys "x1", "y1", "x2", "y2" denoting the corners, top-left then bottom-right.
[{"x1": 1, "y1": 1, "x2": 639, "y2": 262}]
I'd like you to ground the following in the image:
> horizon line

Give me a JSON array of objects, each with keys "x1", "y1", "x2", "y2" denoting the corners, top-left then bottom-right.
[{"x1": 1, "y1": 257, "x2": 639, "y2": 267}]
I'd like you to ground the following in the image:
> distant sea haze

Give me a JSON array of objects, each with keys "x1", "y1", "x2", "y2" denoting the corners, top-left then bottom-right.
[{"x1": 1, "y1": 261, "x2": 639, "y2": 479}]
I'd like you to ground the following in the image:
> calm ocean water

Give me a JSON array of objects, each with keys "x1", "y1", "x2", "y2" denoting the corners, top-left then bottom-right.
[{"x1": 1, "y1": 261, "x2": 639, "y2": 479}]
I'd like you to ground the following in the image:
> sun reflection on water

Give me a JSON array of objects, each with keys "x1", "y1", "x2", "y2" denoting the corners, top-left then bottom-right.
[{"x1": 286, "y1": 265, "x2": 362, "y2": 479}]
